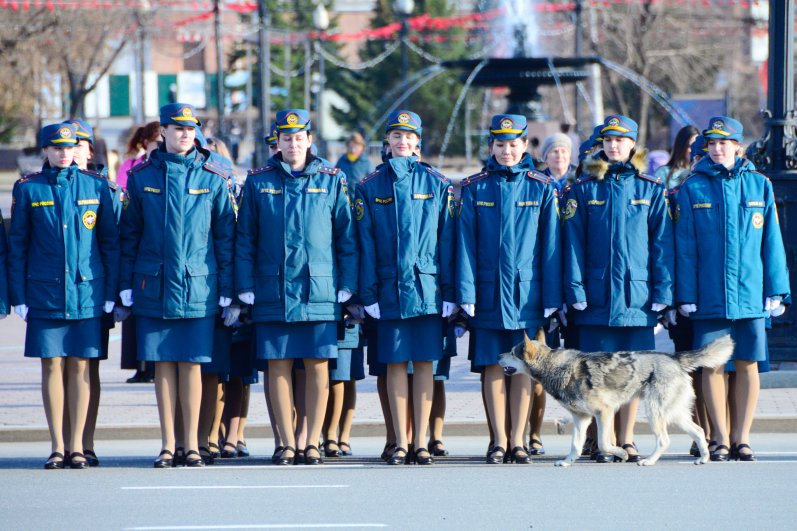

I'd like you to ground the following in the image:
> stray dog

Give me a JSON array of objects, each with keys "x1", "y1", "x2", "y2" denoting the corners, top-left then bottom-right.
[{"x1": 499, "y1": 329, "x2": 734, "y2": 466}]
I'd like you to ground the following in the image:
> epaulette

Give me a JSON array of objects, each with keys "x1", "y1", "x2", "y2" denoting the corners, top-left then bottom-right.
[
  {"x1": 636, "y1": 173, "x2": 663, "y2": 186},
  {"x1": 420, "y1": 161, "x2": 449, "y2": 183},
  {"x1": 204, "y1": 159, "x2": 232, "y2": 179},
  {"x1": 461, "y1": 171, "x2": 489, "y2": 187},
  {"x1": 79, "y1": 168, "x2": 105, "y2": 180},
  {"x1": 572, "y1": 175, "x2": 596, "y2": 187},
  {"x1": 318, "y1": 165, "x2": 340, "y2": 176},
  {"x1": 526, "y1": 169, "x2": 552, "y2": 185},
  {"x1": 15, "y1": 171, "x2": 43, "y2": 186},
  {"x1": 129, "y1": 159, "x2": 151, "y2": 174},
  {"x1": 247, "y1": 165, "x2": 275, "y2": 176},
  {"x1": 107, "y1": 179, "x2": 119, "y2": 191},
  {"x1": 359, "y1": 166, "x2": 384, "y2": 186}
]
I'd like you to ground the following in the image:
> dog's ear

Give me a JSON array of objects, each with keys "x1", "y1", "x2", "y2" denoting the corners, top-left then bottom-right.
[
  {"x1": 534, "y1": 327, "x2": 546, "y2": 345},
  {"x1": 523, "y1": 331, "x2": 540, "y2": 361}
]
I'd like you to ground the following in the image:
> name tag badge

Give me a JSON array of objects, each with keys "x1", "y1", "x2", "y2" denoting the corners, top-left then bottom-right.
[
  {"x1": 77, "y1": 198, "x2": 100, "y2": 206},
  {"x1": 143, "y1": 187, "x2": 161, "y2": 194},
  {"x1": 260, "y1": 187, "x2": 282, "y2": 195},
  {"x1": 746, "y1": 200, "x2": 764, "y2": 207},
  {"x1": 413, "y1": 193, "x2": 433, "y2": 200},
  {"x1": 630, "y1": 199, "x2": 650, "y2": 206},
  {"x1": 476, "y1": 200, "x2": 495, "y2": 207},
  {"x1": 517, "y1": 201, "x2": 540, "y2": 207},
  {"x1": 188, "y1": 188, "x2": 210, "y2": 195},
  {"x1": 375, "y1": 197, "x2": 393, "y2": 205},
  {"x1": 306, "y1": 188, "x2": 328, "y2": 194},
  {"x1": 692, "y1": 203, "x2": 712, "y2": 209},
  {"x1": 31, "y1": 200, "x2": 55, "y2": 208},
  {"x1": 587, "y1": 199, "x2": 605, "y2": 206}
]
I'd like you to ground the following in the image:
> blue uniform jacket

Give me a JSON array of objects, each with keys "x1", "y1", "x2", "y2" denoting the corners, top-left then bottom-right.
[
  {"x1": 8, "y1": 164, "x2": 120, "y2": 320},
  {"x1": 119, "y1": 147, "x2": 236, "y2": 319},
  {"x1": 334, "y1": 154, "x2": 373, "y2": 187},
  {"x1": 563, "y1": 150, "x2": 674, "y2": 327},
  {"x1": 355, "y1": 156, "x2": 456, "y2": 320},
  {"x1": 235, "y1": 154, "x2": 358, "y2": 323},
  {"x1": 0, "y1": 209, "x2": 9, "y2": 315},
  {"x1": 674, "y1": 156, "x2": 790, "y2": 319},
  {"x1": 457, "y1": 154, "x2": 561, "y2": 329}
]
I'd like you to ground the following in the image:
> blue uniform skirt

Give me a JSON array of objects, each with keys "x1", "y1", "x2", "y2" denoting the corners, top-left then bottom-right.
[
  {"x1": 25, "y1": 317, "x2": 102, "y2": 359},
  {"x1": 577, "y1": 325, "x2": 655, "y2": 353},
  {"x1": 136, "y1": 316, "x2": 214, "y2": 363},
  {"x1": 469, "y1": 327, "x2": 531, "y2": 369},
  {"x1": 255, "y1": 321, "x2": 337, "y2": 360},
  {"x1": 229, "y1": 331, "x2": 259, "y2": 385},
  {"x1": 376, "y1": 315, "x2": 444, "y2": 364},
  {"x1": 203, "y1": 322, "x2": 232, "y2": 377},
  {"x1": 692, "y1": 318, "x2": 767, "y2": 365}
]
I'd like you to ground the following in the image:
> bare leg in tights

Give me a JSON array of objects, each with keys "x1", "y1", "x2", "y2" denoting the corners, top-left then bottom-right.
[
  {"x1": 731, "y1": 360, "x2": 759, "y2": 457},
  {"x1": 702, "y1": 364, "x2": 730, "y2": 456},
  {"x1": 429, "y1": 380, "x2": 447, "y2": 454},
  {"x1": 338, "y1": 380, "x2": 357, "y2": 453},
  {"x1": 268, "y1": 359, "x2": 296, "y2": 461},
  {"x1": 303, "y1": 359, "x2": 330, "y2": 460}
]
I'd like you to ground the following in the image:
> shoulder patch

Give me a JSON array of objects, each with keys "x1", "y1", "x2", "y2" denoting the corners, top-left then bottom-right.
[
  {"x1": 129, "y1": 159, "x2": 151, "y2": 174},
  {"x1": 15, "y1": 171, "x2": 43, "y2": 186},
  {"x1": 637, "y1": 173, "x2": 663, "y2": 186},
  {"x1": 461, "y1": 171, "x2": 489, "y2": 187},
  {"x1": 526, "y1": 170, "x2": 552, "y2": 185},
  {"x1": 204, "y1": 160, "x2": 231, "y2": 179},
  {"x1": 318, "y1": 166, "x2": 340, "y2": 176},
  {"x1": 248, "y1": 165, "x2": 275, "y2": 176}
]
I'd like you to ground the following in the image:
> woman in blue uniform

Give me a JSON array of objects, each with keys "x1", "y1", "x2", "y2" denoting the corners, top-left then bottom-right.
[
  {"x1": 119, "y1": 104, "x2": 237, "y2": 468},
  {"x1": 675, "y1": 116, "x2": 790, "y2": 461},
  {"x1": 236, "y1": 108, "x2": 358, "y2": 466},
  {"x1": 355, "y1": 110, "x2": 456, "y2": 465},
  {"x1": 563, "y1": 115, "x2": 673, "y2": 462},
  {"x1": 458, "y1": 114, "x2": 561, "y2": 464},
  {"x1": 8, "y1": 123, "x2": 119, "y2": 469}
]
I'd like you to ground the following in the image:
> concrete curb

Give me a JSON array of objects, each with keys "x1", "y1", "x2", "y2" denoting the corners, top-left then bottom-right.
[{"x1": 3, "y1": 416, "x2": 796, "y2": 443}]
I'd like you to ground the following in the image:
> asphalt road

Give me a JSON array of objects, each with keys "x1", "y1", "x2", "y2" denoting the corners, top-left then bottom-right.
[{"x1": 2, "y1": 433, "x2": 796, "y2": 530}]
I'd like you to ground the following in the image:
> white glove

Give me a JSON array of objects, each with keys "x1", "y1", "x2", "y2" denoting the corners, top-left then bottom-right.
[
  {"x1": 238, "y1": 292, "x2": 255, "y2": 305},
  {"x1": 771, "y1": 304, "x2": 786, "y2": 318},
  {"x1": 651, "y1": 302, "x2": 667, "y2": 312},
  {"x1": 222, "y1": 305, "x2": 241, "y2": 327},
  {"x1": 104, "y1": 301, "x2": 115, "y2": 313},
  {"x1": 219, "y1": 296, "x2": 232, "y2": 308},
  {"x1": 765, "y1": 297, "x2": 782, "y2": 312},
  {"x1": 544, "y1": 307, "x2": 557, "y2": 318},
  {"x1": 442, "y1": 301, "x2": 457, "y2": 318},
  {"x1": 665, "y1": 309, "x2": 677, "y2": 327},
  {"x1": 14, "y1": 304, "x2": 28, "y2": 322},
  {"x1": 120, "y1": 289, "x2": 133, "y2": 307},
  {"x1": 453, "y1": 324, "x2": 467, "y2": 338},
  {"x1": 113, "y1": 306, "x2": 131, "y2": 322},
  {"x1": 461, "y1": 303, "x2": 475, "y2": 317},
  {"x1": 337, "y1": 290, "x2": 353, "y2": 303},
  {"x1": 572, "y1": 301, "x2": 587, "y2": 311},
  {"x1": 364, "y1": 303, "x2": 381, "y2": 319},
  {"x1": 678, "y1": 304, "x2": 697, "y2": 317}
]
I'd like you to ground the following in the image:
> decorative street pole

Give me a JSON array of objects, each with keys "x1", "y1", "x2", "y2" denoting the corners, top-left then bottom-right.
[
  {"x1": 394, "y1": 0, "x2": 414, "y2": 102},
  {"x1": 312, "y1": 3, "x2": 329, "y2": 157},
  {"x1": 256, "y1": 0, "x2": 272, "y2": 167},
  {"x1": 747, "y1": 0, "x2": 797, "y2": 360}
]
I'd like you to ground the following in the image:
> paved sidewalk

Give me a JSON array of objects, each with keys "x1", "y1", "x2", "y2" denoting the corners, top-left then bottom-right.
[{"x1": 1, "y1": 315, "x2": 796, "y2": 442}]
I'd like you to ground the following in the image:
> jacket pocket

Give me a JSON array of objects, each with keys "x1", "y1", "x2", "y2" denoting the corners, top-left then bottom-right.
[
  {"x1": 255, "y1": 263, "x2": 281, "y2": 303},
  {"x1": 585, "y1": 267, "x2": 607, "y2": 307},
  {"x1": 476, "y1": 269, "x2": 496, "y2": 311},
  {"x1": 627, "y1": 267, "x2": 649, "y2": 308},
  {"x1": 26, "y1": 271, "x2": 62, "y2": 312},
  {"x1": 77, "y1": 265, "x2": 105, "y2": 310},
  {"x1": 415, "y1": 260, "x2": 440, "y2": 305},
  {"x1": 377, "y1": 266, "x2": 398, "y2": 309},
  {"x1": 133, "y1": 263, "x2": 162, "y2": 305},
  {"x1": 186, "y1": 262, "x2": 218, "y2": 304},
  {"x1": 308, "y1": 262, "x2": 335, "y2": 303},
  {"x1": 517, "y1": 268, "x2": 541, "y2": 320}
]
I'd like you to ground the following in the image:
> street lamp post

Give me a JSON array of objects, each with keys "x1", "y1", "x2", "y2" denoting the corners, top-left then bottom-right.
[
  {"x1": 214, "y1": 0, "x2": 225, "y2": 140},
  {"x1": 313, "y1": 3, "x2": 329, "y2": 156},
  {"x1": 394, "y1": 0, "x2": 414, "y2": 100},
  {"x1": 256, "y1": 0, "x2": 272, "y2": 167}
]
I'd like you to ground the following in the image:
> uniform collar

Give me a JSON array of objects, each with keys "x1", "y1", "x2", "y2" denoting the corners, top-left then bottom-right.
[
  {"x1": 42, "y1": 161, "x2": 76, "y2": 184},
  {"x1": 486, "y1": 152, "x2": 534, "y2": 181},
  {"x1": 387, "y1": 155, "x2": 418, "y2": 181},
  {"x1": 695, "y1": 155, "x2": 751, "y2": 180},
  {"x1": 150, "y1": 145, "x2": 202, "y2": 168},
  {"x1": 273, "y1": 152, "x2": 322, "y2": 178}
]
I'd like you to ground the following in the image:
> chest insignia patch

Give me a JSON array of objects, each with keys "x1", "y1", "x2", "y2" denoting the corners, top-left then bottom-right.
[
  {"x1": 752, "y1": 212, "x2": 764, "y2": 229},
  {"x1": 562, "y1": 198, "x2": 578, "y2": 220},
  {"x1": 355, "y1": 198, "x2": 364, "y2": 221},
  {"x1": 375, "y1": 197, "x2": 393, "y2": 205},
  {"x1": 82, "y1": 210, "x2": 97, "y2": 230}
]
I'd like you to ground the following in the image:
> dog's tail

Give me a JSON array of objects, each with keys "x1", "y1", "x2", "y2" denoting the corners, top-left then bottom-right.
[{"x1": 674, "y1": 335, "x2": 735, "y2": 372}]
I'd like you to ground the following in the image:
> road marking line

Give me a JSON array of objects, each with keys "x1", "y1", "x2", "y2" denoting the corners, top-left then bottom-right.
[
  {"x1": 125, "y1": 524, "x2": 386, "y2": 530},
  {"x1": 122, "y1": 485, "x2": 348, "y2": 490},
  {"x1": 188, "y1": 464, "x2": 367, "y2": 470}
]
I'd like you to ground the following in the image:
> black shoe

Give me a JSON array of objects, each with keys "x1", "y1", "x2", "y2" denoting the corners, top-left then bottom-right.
[
  {"x1": 322, "y1": 440, "x2": 342, "y2": 458},
  {"x1": 528, "y1": 438, "x2": 546, "y2": 456},
  {"x1": 199, "y1": 447, "x2": 215, "y2": 465},
  {"x1": 154, "y1": 450, "x2": 174, "y2": 468},
  {"x1": 689, "y1": 441, "x2": 700, "y2": 457},
  {"x1": 237, "y1": 440, "x2": 250, "y2": 458},
  {"x1": 304, "y1": 445, "x2": 324, "y2": 465},
  {"x1": 582, "y1": 437, "x2": 595, "y2": 457},
  {"x1": 710, "y1": 444, "x2": 730, "y2": 462},
  {"x1": 271, "y1": 446, "x2": 285, "y2": 464},
  {"x1": 83, "y1": 449, "x2": 100, "y2": 467},
  {"x1": 208, "y1": 442, "x2": 222, "y2": 460},
  {"x1": 486, "y1": 440, "x2": 495, "y2": 458},
  {"x1": 413, "y1": 447, "x2": 434, "y2": 465},
  {"x1": 338, "y1": 441, "x2": 352, "y2": 456},
  {"x1": 174, "y1": 447, "x2": 186, "y2": 467},
  {"x1": 386, "y1": 447, "x2": 408, "y2": 465},
  {"x1": 592, "y1": 449, "x2": 612, "y2": 463},
  {"x1": 294, "y1": 449, "x2": 305, "y2": 465},
  {"x1": 126, "y1": 371, "x2": 153, "y2": 383},
  {"x1": 486, "y1": 446, "x2": 506, "y2": 465},
  {"x1": 509, "y1": 446, "x2": 532, "y2": 464},
  {"x1": 221, "y1": 442, "x2": 238, "y2": 459},
  {"x1": 68, "y1": 452, "x2": 90, "y2": 470},
  {"x1": 734, "y1": 443, "x2": 757, "y2": 462},
  {"x1": 428, "y1": 439, "x2": 449, "y2": 457},
  {"x1": 185, "y1": 450, "x2": 205, "y2": 467},
  {"x1": 381, "y1": 442, "x2": 397, "y2": 461},
  {"x1": 275, "y1": 446, "x2": 296, "y2": 466},
  {"x1": 614, "y1": 443, "x2": 641, "y2": 463},
  {"x1": 44, "y1": 452, "x2": 65, "y2": 470}
]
